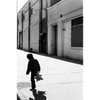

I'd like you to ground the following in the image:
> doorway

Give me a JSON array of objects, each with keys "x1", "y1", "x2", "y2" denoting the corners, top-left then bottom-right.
[
  {"x1": 52, "y1": 24, "x2": 58, "y2": 56},
  {"x1": 19, "y1": 31, "x2": 23, "y2": 49}
]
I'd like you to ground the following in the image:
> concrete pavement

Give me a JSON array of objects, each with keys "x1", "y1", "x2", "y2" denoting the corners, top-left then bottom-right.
[{"x1": 17, "y1": 50, "x2": 83, "y2": 100}]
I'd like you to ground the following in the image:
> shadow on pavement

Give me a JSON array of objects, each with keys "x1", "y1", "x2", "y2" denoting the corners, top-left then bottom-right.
[
  {"x1": 17, "y1": 94, "x2": 21, "y2": 100},
  {"x1": 29, "y1": 89, "x2": 46, "y2": 100}
]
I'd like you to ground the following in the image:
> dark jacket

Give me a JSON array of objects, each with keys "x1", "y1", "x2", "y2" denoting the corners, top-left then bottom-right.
[{"x1": 26, "y1": 59, "x2": 40, "y2": 78}]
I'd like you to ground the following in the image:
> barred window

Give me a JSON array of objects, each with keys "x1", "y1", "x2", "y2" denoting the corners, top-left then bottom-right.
[{"x1": 71, "y1": 16, "x2": 83, "y2": 47}]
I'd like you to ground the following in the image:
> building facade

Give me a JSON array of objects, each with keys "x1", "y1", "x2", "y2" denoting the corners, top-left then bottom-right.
[
  {"x1": 17, "y1": 0, "x2": 83, "y2": 64},
  {"x1": 17, "y1": 0, "x2": 47, "y2": 53},
  {"x1": 47, "y1": 0, "x2": 83, "y2": 60}
]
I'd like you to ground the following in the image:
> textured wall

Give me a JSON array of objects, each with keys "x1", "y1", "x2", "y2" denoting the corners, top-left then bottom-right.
[
  {"x1": 30, "y1": 0, "x2": 40, "y2": 52},
  {"x1": 23, "y1": 11, "x2": 29, "y2": 50},
  {"x1": 48, "y1": 0, "x2": 83, "y2": 60},
  {"x1": 48, "y1": 0, "x2": 83, "y2": 23}
]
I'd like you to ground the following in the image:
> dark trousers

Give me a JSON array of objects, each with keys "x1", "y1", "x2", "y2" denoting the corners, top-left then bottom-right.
[{"x1": 31, "y1": 76, "x2": 36, "y2": 90}]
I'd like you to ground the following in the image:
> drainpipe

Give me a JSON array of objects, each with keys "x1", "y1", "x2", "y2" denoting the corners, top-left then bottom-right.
[
  {"x1": 21, "y1": 11, "x2": 24, "y2": 49},
  {"x1": 46, "y1": 0, "x2": 48, "y2": 54},
  {"x1": 17, "y1": 15, "x2": 19, "y2": 49},
  {"x1": 28, "y1": 1, "x2": 32, "y2": 51},
  {"x1": 28, "y1": 2, "x2": 31, "y2": 51},
  {"x1": 39, "y1": 0, "x2": 43, "y2": 52}
]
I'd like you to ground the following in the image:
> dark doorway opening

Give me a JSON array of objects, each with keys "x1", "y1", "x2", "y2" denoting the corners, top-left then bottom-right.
[
  {"x1": 40, "y1": 33, "x2": 47, "y2": 54},
  {"x1": 52, "y1": 24, "x2": 58, "y2": 56},
  {"x1": 19, "y1": 31, "x2": 23, "y2": 49}
]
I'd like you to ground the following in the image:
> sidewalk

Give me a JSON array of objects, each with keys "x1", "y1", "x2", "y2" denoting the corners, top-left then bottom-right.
[{"x1": 17, "y1": 50, "x2": 83, "y2": 100}]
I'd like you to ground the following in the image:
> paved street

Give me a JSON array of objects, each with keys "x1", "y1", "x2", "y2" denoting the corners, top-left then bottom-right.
[{"x1": 17, "y1": 50, "x2": 83, "y2": 100}]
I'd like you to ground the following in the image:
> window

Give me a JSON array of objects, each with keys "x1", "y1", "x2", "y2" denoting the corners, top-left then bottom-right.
[
  {"x1": 51, "y1": 0, "x2": 61, "y2": 6},
  {"x1": 71, "y1": 16, "x2": 83, "y2": 47}
]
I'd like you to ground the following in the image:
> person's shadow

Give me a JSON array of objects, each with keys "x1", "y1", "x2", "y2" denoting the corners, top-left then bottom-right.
[{"x1": 29, "y1": 89, "x2": 46, "y2": 100}]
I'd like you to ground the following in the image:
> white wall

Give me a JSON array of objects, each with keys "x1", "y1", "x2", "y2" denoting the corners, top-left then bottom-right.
[
  {"x1": 17, "y1": 12, "x2": 22, "y2": 48},
  {"x1": 57, "y1": 21, "x2": 63, "y2": 56},
  {"x1": 30, "y1": 23, "x2": 39, "y2": 52},
  {"x1": 63, "y1": 21, "x2": 71, "y2": 56},
  {"x1": 30, "y1": 1, "x2": 39, "y2": 52},
  {"x1": 48, "y1": 24, "x2": 53, "y2": 54},
  {"x1": 48, "y1": 0, "x2": 82, "y2": 23},
  {"x1": 48, "y1": 0, "x2": 83, "y2": 60},
  {"x1": 18, "y1": 0, "x2": 40, "y2": 51},
  {"x1": 23, "y1": 11, "x2": 29, "y2": 50},
  {"x1": 63, "y1": 20, "x2": 83, "y2": 59}
]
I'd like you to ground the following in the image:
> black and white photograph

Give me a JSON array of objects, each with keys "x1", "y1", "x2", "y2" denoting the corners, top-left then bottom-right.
[
  {"x1": 17, "y1": 0, "x2": 83, "y2": 100},
  {"x1": 1, "y1": 0, "x2": 100, "y2": 100}
]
